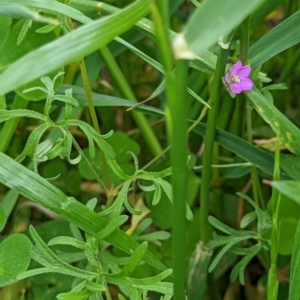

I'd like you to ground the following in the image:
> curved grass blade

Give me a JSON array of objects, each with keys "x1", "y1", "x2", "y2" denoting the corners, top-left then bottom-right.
[
  {"x1": 0, "y1": 3, "x2": 58, "y2": 25},
  {"x1": 0, "y1": 0, "x2": 91, "y2": 24},
  {"x1": 70, "y1": 0, "x2": 217, "y2": 73},
  {"x1": 174, "y1": 0, "x2": 262, "y2": 59},
  {"x1": 0, "y1": 0, "x2": 150, "y2": 95},
  {"x1": 246, "y1": 87, "x2": 300, "y2": 156},
  {"x1": 0, "y1": 152, "x2": 166, "y2": 271},
  {"x1": 249, "y1": 10, "x2": 300, "y2": 69}
]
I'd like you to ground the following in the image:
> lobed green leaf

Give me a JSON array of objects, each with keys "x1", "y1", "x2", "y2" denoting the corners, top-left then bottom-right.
[{"x1": 0, "y1": 234, "x2": 32, "y2": 287}]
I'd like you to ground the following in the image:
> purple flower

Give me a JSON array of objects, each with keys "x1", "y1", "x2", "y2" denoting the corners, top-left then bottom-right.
[{"x1": 225, "y1": 60, "x2": 254, "y2": 94}]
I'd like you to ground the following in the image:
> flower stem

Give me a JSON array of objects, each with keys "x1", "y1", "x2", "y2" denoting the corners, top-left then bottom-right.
[
  {"x1": 233, "y1": 18, "x2": 249, "y2": 139},
  {"x1": 240, "y1": 17, "x2": 264, "y2": 207},
  {"x1": 200, "y1": 41, "x2": 229, "y2": 245}
]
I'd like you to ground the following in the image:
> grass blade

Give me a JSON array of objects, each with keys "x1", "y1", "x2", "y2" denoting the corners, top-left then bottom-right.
[
  {"x1": 0, "y1": 152, "x2": 166, "y2": 271},
  {"x1": 0, "y1": 0, "x2": 150, "y2": 95}
]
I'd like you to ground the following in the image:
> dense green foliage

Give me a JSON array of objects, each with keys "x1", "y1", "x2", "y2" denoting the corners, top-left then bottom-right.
[{"x1": 0, "y1": 0, "x2": 300, "y2": 299}]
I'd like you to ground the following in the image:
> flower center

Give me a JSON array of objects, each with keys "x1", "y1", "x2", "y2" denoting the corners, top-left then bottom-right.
[{"x1": 230, "y1": 75, "x2": 240, "y2": 83}]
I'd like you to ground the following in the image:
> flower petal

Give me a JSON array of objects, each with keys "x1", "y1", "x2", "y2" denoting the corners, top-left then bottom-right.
[
  {"x1": 236, "y1": 65, "x2": 251, "y2": 78},
  {"x1": 230, "y1": 60, "x2": 243, "y2": 73},
  {"x1": 229, "y1": 83, "x2": 242, "y2": 94},
  {"x1": 239, "y1": 77, "x2": 254, "y2": 91},
  {"x1": 225, "y1": 72, "x2": 231, "y2": 85}
]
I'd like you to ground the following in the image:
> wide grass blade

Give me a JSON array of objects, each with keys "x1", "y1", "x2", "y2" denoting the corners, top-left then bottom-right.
[
  {"x1": 70, "y1": 0, "x2": 217, "y2": 73},
  {"x1": 0, "y1": 0, "x2": 91, "y2": 24},
  {"x1": 173, "y1": 0, "x2": 262, "y2": 59},
  {"x1": 0, "y1": 0, "x2": 150, "y2": 95},
  {"x1": 0, "y1": 152, "x2": 166, "y2": 271},
  {"x1": 246, "y1": 87, "x2": 300, "y2": 156},
  {"x1": 250, "y1": 9, "x2": 300, "y2": 69}
]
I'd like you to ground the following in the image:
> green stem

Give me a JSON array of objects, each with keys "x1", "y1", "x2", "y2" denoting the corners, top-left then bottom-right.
[
  {"x1": 212, "y1": 143, "x2": 222, "y2": 219},
  {"x1": 200, "y1": 41, "x2": 229, "y2": 245},
  {"x1": 246, "y1": 106, "x2": 259, "y2": 203},
  {"x1": 80, "y1": 59, "x2": 112, "y2": 191},
  {"x1": 142, "y1": 145, "x2": 170, "y2": 170},
  {"x1": 246, "y1": 106, "x2": 264, "y2": 207},
  {"x1": 80, "y1": 60, "x2": 101, "y2": 133},
  {"x1": 232, "y1": 96, "x2": 245, "y2": 138},
  {"x1": 232, "y1": 17, "x2": 249, "y2": 139},
  {"x1": 142, "y1": 95, "x2": 213, "y2": 172},
  {"x1": 0, "y1": 94, "x2": 28, "y2": 153},
  {"x1": 99, "y1": 46, "x2": 162, "y2": 157},
  {"x1": 95, "y1": 254, "x2": 112, "y2": 300},
  {"x1": 64, "y1": 62, "x2": 79, "y2": 85},
  {"x1": 241, "y1": 17, "x2": 264, "y2": 207},
  {"x1": 217, "y1": 94, "x2": 235, "y2": 131},
  {"x1": 240, "y1": 18, "x2": 250, "y2": 64},
  {"x1": 72, "y1": 137, "x2": 108, "y2": 194},
  {"x1": 267, "y1": 140, "x2": 281, "y2": 300},
  {"x1": 151, "y1": 2, "x2": 188, "y2": 299},
  {"x1": 169, "y1": 61, "x2": 188, "y2": 300},
  {"x1": 187, "y1": 70, "x2": 207, "y2": 118},
  {"x1": 0, "y1": 94, "x2": 6, "y2": 109}
]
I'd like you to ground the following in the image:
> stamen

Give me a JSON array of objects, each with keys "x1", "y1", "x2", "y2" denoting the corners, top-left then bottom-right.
[{"x1": 230, "y1": 75, "x2": 240, "y2": 83}]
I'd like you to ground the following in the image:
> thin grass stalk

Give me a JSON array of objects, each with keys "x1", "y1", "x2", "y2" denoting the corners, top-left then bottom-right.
[
  {"x1": 233, "y1": 17, "x2": 250, "y2": 140},
  {"x1": 64, "y1": 62, "x2": 79, "y2": 85},
  {"x1": 187, "y1": 71, "x2": 207, "y2": 119},
  {"x1": 66, "y1": 13, "x2": 112, "y2": 190},
  {"x1": 267, "y1": 139, "x2": 281, "y2": 300},
  {"x1": 80, "y1": 60, "x2": 101, "y2": 133},
  {"x1": 0, "y1": 94, "x2": 28, "y2": 153},
  {"x1": 241, "y1": 17, "x2": 264, "y2": 207},
  {"x1": 246, "y1": 105, "x2": 264, "y2": 207},
  {"x1": 200, "y1": 41, "x2": 229, "y2": 245},
  {"x1": 79, "y1": 59, "x2": 112, "y2": 190},
  {"x1": 240, "y1": 18, "x2": 250, "y2": 63},
  {"x1": 151, "y1": 1, "x2": 188, "y2": 298},
  {"x1": 72, "y1": 137, "x2": 108, "y2": 194},
  {"x1": 99, "y1": 46, "x2": 163, "y2": 157},
  {"x1": 232, "y1": 96, "x2": 244, "y2": 138},
  {"x1": 141, "y1": 145, "x2": 170, "y2": 170},
  {"x1": 217, "y1": 94, "x2": 235, "y2": 131},
  {"x1": 211, "y1": 144, "x2": 222, "y2": 219},
  {"x1": 64, "y1": 17, "x2": 91, "y2": 102}
]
